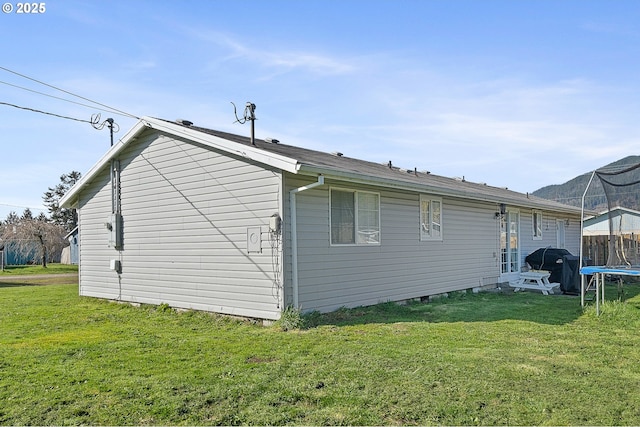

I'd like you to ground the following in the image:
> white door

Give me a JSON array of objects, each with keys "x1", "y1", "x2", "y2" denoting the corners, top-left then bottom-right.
[
  {"x1": 500, "y1": 210, "x2": 520, "y2": 282},
  {"x1": 557, "y1": 220, "x2": 566, "y2": 249}
]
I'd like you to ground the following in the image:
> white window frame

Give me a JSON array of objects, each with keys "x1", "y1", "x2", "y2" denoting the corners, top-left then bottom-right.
[
  {"x1": 500, "y1": 209, "x2": 521, "y2": 277},
  {"x1": 330, "y1": 187, "x2": 381, "y2": 246},
  {"x1": 420, "y1": 195, "x2": 443, "y2": 241},
  {"x1": 532, "y1": 210, "x2": 543, "y2": 240}
]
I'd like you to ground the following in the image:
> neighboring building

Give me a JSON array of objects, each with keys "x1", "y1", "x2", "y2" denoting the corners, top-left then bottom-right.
[
  {"x1": 60, "y1": 226, "x2": 79, "y2": 265},
  {"x1": 60, "y1": 117, "x2": 584, "y2": 320},
  {"x1": 582, "y1": 207, "x2": 640, "y2": 266},
  {"x1": 0, "y1": 241, "x2": 38, "y2": 265},
  {"x1": 583, "y1": 206, "x2": 640, "y2": 236}
]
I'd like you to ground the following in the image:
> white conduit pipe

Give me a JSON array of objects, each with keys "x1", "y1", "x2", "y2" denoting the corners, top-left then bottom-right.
[{"x1": 289, "y1": 175, "x2": 324, "y2": 309}]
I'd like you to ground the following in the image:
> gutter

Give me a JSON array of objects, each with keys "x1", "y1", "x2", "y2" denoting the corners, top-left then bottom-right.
[
  {"x1": 289, "y1": 175, "x2": 325, "y2": 309},
  {"x1": 297, "y1": 165, "x2": 585, "y2": 215}
]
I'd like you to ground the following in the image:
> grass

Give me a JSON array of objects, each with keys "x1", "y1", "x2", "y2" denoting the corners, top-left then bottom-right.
[
  {"x1": 0, "y1": 263, "x2": 78, "y2": 276},
  {"x1": 0, "y1": 264, "x2": 78, "y2": 287},
  {"x1": 1, "y1": 281, "x2": 640, "y2": 425}
]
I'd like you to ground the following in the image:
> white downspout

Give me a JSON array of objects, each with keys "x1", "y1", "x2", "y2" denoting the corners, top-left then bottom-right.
[{"x1": 289, "y1": 175, "x2": 325, "y2": 309}]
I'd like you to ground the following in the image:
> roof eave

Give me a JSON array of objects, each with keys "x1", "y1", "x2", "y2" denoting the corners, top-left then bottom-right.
[
  {"x1": 60, "y1": 117, "x2": 300, "y2": 209},
  {"x1": 59, "y1": 119, "x2": 148, "y2": 208},
  {"x1": 297, "y1": 164, "x2": 584, "y2": 215},
  {"x1": 142, "y1": 118, "x2": 300, "y2": 173}
]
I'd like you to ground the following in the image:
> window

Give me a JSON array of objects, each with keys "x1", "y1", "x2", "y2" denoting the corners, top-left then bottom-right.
[
  {"x1": 532, "y1": 211, "x2": 542, "y2": 240},
  {"x1": 330, "y1": 189, "x2": 380, "y2": 245},
  {"x1": 420, "y1": 195, "x2": 442, "y2": 241}
]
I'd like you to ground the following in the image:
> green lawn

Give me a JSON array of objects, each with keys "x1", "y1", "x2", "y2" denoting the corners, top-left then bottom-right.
[
  {"x1": 1, "y1": 281, "x2": 640, "y2": 425},
  {"x1": 0, "y1": 263, "x2": 78, "y2": 276}
]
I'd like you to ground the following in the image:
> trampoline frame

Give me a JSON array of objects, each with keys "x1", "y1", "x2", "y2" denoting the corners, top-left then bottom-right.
[{"x1": 579, "y1": 170, "x2": 640, "y2": 314}]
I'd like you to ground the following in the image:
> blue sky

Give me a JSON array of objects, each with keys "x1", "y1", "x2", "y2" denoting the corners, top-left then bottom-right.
[{"x1": 1, "y1": 0, "x2": 640, "y2": 220}]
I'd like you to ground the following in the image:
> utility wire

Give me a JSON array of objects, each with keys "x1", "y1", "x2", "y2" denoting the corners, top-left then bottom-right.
[
  {"x1": 0, "y1": 66, "x2": 139, "y2": 119},
  {"x1": 0, "y1": 79, "x2": 128, "y2": 117},
  {"x1": 0, "y1": 203, "x2": 45, "y2": 212},
  {"x1": 0, "y1": 101, "x2": 94, "y2": 123}
]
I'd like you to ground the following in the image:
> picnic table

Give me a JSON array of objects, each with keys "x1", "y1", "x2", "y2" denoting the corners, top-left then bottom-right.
[{"x1": 509, "y1": 270, "x2": 560, "y2": 295}]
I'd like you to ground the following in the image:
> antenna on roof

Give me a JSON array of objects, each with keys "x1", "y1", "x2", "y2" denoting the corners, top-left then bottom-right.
[
  {"x1": 231, "y1": 101, "x2": 257, "y2": 146},
  {"x1": 91, "y1": 114, "x2": 120, "y2": 146}
]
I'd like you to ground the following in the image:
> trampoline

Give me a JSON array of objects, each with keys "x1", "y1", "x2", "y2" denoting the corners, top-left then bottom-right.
[
  {"x1": 579, "y1": 163, "x2": 640, "y2": 314},
  {"x1": 579, "y1": 266, "x2": 640, "y2": 315}
]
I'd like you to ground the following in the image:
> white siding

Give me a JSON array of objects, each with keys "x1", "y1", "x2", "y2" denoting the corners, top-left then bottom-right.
[{"x1": 77, "y1": 131, "x2": 283, "y2": 320}]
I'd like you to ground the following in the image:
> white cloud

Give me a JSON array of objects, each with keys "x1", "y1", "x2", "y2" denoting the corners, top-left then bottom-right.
[{"x1": 176, "y1": 26, "x2": 356, "y2": 77}]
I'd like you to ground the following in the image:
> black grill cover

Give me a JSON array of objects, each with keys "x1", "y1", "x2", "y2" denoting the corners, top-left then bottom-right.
[
  {"x1": 560, "y1": 255, "x2": 580, "y2": 294},
  {"x1": 525, "y1": 248, "x2": 579, "y2": 294}
]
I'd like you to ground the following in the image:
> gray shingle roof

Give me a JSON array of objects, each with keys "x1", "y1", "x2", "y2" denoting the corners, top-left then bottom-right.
[{"x1": 171, "y1": 120, "x2": 583, "y2": 215}]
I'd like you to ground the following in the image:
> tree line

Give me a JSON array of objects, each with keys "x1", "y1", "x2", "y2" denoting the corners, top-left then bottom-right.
[{"x1": 0, "y1": 171, "x2": 81, "y2": 267}]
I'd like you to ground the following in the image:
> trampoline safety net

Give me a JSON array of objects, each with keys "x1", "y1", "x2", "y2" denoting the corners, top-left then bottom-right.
[{"x1": 593, "y1": 162, "x2": 640, "y2": 266}]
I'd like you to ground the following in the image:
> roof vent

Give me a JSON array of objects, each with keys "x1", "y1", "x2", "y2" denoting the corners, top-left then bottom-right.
[
  {"x1": 332, "y1": 152, "x2": 343, "y2": 157},
  {"x1": 176, "y1": 119, "x2": 193, "y2": 126},
  {"x1": 265, "y1": 137, "x2": 279, "y2": 144}
]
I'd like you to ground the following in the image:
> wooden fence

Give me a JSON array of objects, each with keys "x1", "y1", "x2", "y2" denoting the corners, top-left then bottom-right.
[{"x1": 582, "y1": 234, "x2": 640, "y2": 266}]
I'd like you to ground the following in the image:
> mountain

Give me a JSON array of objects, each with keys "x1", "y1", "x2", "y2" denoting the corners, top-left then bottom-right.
[{"x1": 532, "y1": 155, "x2": 640, "y2": 212}]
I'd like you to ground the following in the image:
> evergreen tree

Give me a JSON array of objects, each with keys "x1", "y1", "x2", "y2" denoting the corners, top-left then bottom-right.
[
  {"x1": 2, "y1": 211, "x2": 20, "y2": 225},
  {"x1": 21, "y1": 208, "x2": 33, "y2": 221},
  {"x1": 42, "y1": 171, "x2": 81, "y2": 232}
]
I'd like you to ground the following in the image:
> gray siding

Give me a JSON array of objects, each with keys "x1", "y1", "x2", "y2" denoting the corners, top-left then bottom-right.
[
  {"x1": 77, "y1": 130, "x2": 283, "y2": 320},
  {"x1": 75, "y1": 129, "x2": 583, "y2": 319},
  {"x1": 285, "y1": 176, "x2": 501, "y2": 313},
  {"x1": 285, "y1": 176, "x2": 583, "y2": 313},
  {"x1": 519, "y1": 209, "x2": 581, "y2": 267}
]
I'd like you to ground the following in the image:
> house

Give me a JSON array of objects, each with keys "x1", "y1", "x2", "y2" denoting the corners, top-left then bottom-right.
[
  {"x1": 60, "y1": 226, "x2": 79, "y2": 265},
  {"x1": 582, "y1": 207, "x2": 640, "y2": 265},
  {"x1": 60, "y1": 117, "x2": 584, "y2": 320}
]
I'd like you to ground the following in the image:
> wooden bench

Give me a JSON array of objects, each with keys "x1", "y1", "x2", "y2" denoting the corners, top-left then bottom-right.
[{"x1": 509, "y1": 271, "x2": 560, "y2": 295}]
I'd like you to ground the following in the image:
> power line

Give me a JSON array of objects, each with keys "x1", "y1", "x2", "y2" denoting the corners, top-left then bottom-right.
[
  {"x1": 0, "y1": 65, "x2": 139, "y2": 119},
  {"x1": 0, "y1": 101, "x2": 94, "y2": 124},
  {"x1": 0, "y1": 79, "x2": 129, "y2": 117},
  {"x1": 0, "y1": 203, "x2": 44, "y2": 210}
]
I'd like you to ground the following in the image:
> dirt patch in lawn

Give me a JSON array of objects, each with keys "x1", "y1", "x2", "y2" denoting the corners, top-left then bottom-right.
[{"x1": 0, "y1": 273, "x2": 78, "y2": 287}]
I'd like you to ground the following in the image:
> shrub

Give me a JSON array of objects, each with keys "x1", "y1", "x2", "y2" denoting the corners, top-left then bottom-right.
[{"x1": 275, "y1": 306, "x2": 304, "y2": 331}]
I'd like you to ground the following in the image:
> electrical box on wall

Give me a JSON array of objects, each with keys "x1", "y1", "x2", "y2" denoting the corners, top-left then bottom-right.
[
  {"x1": 106, "y1": 213, "x2": 123, "y2": 249},
  {"x1": 247, "y1": 227, "x2": 262, "y2": 253},
  {"x1": 269, "y1": 214, "x2": 281, "y2": 233},
  {"x1": 109, "y1": 259, "x2": 121, "y2": 273}
]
